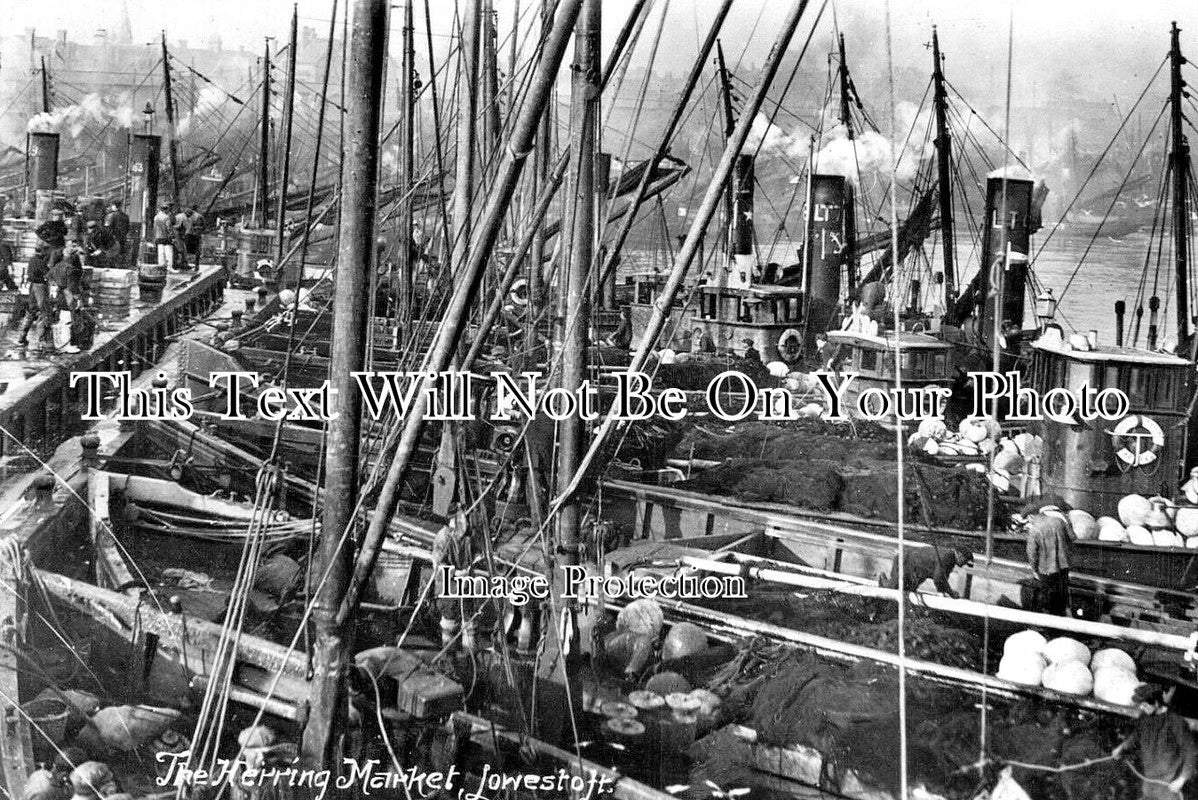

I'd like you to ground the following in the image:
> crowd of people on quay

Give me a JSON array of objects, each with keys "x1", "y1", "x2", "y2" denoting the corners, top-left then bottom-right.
[{"x1": 0, "y1": 194, "x2": 207, "y2": 356}]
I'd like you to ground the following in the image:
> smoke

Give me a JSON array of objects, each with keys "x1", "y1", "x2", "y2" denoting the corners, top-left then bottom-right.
[
  {"x1": 27, "y1": 93, "x2": 136, "y2": 136},
  {"x1": 987, "y1": 165, "x2": 1035, "y2": 180},
  {"x1": 176, "y1": 85, "x2": 226, "y2": 137},
  {"x1": 742, "y1": 101, "x2": 934, "y2": 184}
]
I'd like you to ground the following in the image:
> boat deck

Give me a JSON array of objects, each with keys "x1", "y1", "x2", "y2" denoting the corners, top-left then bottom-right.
[{"x1": 0, "y1": 265, "x2": 225, "y2": 466}]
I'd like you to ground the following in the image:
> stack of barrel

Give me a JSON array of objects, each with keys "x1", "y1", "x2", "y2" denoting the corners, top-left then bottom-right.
[{"x1": 91, "y1": 268, "x2": 135, "y2": 320}]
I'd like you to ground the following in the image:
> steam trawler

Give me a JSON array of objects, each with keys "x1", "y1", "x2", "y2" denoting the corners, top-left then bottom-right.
[{"x1": 3, "y1": 5, "x2": 1198, "y2": 800}]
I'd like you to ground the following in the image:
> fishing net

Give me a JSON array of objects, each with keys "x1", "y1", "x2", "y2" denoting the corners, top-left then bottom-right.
[
  {"x1": 743, "y1": 650, "x2": 1140, "y2": 799},
  {"x1": 673, "y1": 421, "x2": 995, "y2": 528},
  {"x1": 676, "y1": 457, "x2": 992, "y2": 529}
]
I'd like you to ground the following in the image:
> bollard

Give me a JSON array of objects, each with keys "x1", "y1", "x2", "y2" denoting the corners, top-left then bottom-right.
[{"x1": 80, "y1": 433, "x2": 101, "y2": 471}]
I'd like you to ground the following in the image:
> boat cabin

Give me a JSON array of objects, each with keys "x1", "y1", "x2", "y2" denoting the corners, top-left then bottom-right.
[
  {"x1": 824, "y1": 328, "x2": 955, "y2": 400},
  {"x1": 688, "y1": 284, "x2": 808, "y2": 363},
  {"x1": 1030, "y1": 326, "x2": 1191, "y2": 516}
]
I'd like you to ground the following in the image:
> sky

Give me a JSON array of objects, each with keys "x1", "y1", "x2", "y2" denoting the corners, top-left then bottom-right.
[{"x1": 6, "y1": 0, "x2": 1198, "y2": 81}]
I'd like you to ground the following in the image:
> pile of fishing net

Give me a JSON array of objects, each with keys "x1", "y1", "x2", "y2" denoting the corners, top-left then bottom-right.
[
  {"x1": 673, "y1": 421, "x2": 994, "y2": 529},
  {"x1": 676, "y1": 457, "x2": 992, "y2": 529},
  {"x1": 678, "y1": 420, "x2": 893, "y2": 462},
  {"x1": 746, "y1": 652, "x2": 1139, "y2": 799},
  {"x1": 706, "y1": 589, "x2": 983, "y2": 670}
]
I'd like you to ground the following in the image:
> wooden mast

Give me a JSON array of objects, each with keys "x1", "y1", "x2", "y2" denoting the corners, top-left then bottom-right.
[
  {"x1": 432, "y1": 0, "x2": 482, "y2": 517},
  {"x1": 837, "y1": 33, "x2": 854, "y2": 141},
  {"x1": 397, "y1": 0, "x2": 415, "y2": 319},
  {"x1": 556, "y1": 0, "x2": 601, "y2": 576},
  {"x1": 597, "y1": 0, "x2": 735, "y2": 287},
  {"x1": 527, "y1": 0, "x2": 554, "y2": 334},
  {"x1": 40, "y1": 57, "x2": 51, "y2": 113},
  {"x1": 300, "y1": 0, "x2": 389, "y2": 770},
  {"x1": 256, "y1": 40, "x2": 272, "y2": 229},
  {"x1": 274, "y1": 5, "x2": 299, "y2": 267},
  {"x1": 160, "y1": 33, "x2": 182, "y2": 206},
  {"x1": 931, "y1": 27, "x2": 956, "y2": 311},
  {"x1": 335, "y1": 0, "x2": 585, "y2": 628},
  {"x1": 716, "y1": 41, "x2": 735, "y2": 255},
  {"x1": 1170, "y1": 22, "x2": 1191, "y2": 350}
]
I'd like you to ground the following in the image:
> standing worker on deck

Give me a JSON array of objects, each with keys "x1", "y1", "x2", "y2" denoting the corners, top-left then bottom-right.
[
  {"x1": 1025, "y1": 511, "x2": 1074, "y2": 615},
  {"x1": 83, "y1": 220, "x2": 117, "y2": 269},
  {"x1": 172, "y1": 205, "x2": 190, "y2": 270},
  {"x1": 152, "y1": 203, "x2": 174, "y2": 269},
  {"x1": 104, "y1": 200, "x2": 130, "y2": 267},
  {"x1": 36, "y1": 207, "x2": 68, "y2": 257},
  {"x1": 431, "y1": 507, "x2": 475, "y2": 651},
  {"x1": 17, "y1": 247, "x2": 52, "y2": 351},
  {"x1": 184, "y1": 206, "x2": 205, "y2": 270}
]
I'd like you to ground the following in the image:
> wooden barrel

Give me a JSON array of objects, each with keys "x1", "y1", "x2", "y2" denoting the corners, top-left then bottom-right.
[{"x1": 138, "y1": 262, "x2": 168, "y2": 300}]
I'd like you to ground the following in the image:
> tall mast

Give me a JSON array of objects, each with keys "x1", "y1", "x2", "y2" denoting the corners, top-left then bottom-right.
[
  {"x1": 256, "y1": 40, "x2": 272, "y2": 228},
  {"x1": 556, "y1": 0, "x2": 601, "y2": 578},
  {"x1": 527, "y1": 0, "x2": 554, "y2": 326},
  {"x1": 40, "y1": 57, "x2": 51, "y2": 113},
  {"x1": 300, "y1": 0, "x2": 389, "y2": 769},
  {"x1": 931, "y1": 26, "x2": 956, "y2": 311},
  {"x1": 160, "y1": 33, "x2": 181, "y2": 206},
  {"x1": 274, "y1": 5, "x2": 299, "y2": 266},
  {"x1": 598, "y1": 0, "x2": 735, "y2": 286},
  {"x1": 837, "y1": 33, "x2": 853, "y2": 140},
  {"x1": 335, "y1": 0, "x2": 586, "y2": 627},
  {"x1": 1170, "y1": 22, "x2": 1191, "y2": 349},
  {"x1": 715, "y1": 41, "x2": 735, "y2": 256},
  {"x1": 397, "y1": 0, "x2": 415, "y2": 319},
  {"x1": 451, "y1": 0, "x2": 482, "y2": 278}
]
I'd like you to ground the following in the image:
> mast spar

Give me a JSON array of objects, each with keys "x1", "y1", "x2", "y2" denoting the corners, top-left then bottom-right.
[
  {"x1": 256, "y1": 40, "x2": 272, "y2": 229},
  {"x1": 274, "y1": 5, "x2": 298, "y2": 268},
  {"x1": 931, "y1": 26, "x2": 956, "y2": 313},
  {"x1": 1169, "y1": 22, "x2": 1191, "y2": 351},
  {"x1": 300, "y1": 0, "x2": 389, "y2": 770},
  {"x1": 397, "y1": 0, "x2": 415, "y2": 319},
  {"x1": 160, "y1": 33, "x2": 182, "y2": 206}
]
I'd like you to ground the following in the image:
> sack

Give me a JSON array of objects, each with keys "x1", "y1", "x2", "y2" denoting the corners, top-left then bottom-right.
[{"x1": 52, "y1": 319, "x2": 71, "y2": 349}]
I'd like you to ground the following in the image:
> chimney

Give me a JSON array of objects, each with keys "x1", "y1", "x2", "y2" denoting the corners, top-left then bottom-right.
[
  {"x1": 128, "y1": 133, "x2": 162, "y2": 252},
  {"x1": 805, "y1": 174, "x2": 853, "y2": 346},
  {"x1": 27, "y1": 132, "x2": 61, "y2": 192},
  {"x1": 730, "y1": 154, "x2": 755, "y2": 257},
  {"x1": 979, "y1": 176, "x2": 1035, "y2": 332},
  {"x1": 56, "y1": 30, "x2": 67, "y2": 46}
]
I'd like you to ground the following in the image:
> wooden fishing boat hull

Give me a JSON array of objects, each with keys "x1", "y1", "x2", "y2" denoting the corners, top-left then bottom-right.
[{"x1": 602, "y1": 478, "x2": 1198, "y2": 627}]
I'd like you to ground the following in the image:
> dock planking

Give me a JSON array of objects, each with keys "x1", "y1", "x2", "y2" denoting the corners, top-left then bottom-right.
[{"x1": 0, "y1": 265, "x2": 225, "y2": 461}]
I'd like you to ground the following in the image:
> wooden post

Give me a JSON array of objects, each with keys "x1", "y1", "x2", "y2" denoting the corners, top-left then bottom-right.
[{"x1": 300, "y1": 0, "x2": 389, "y2": 771}]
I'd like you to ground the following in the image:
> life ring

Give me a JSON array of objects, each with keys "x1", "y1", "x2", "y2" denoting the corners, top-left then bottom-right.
[
  {"x1": 777, "y1": 328, "x2": 803, "y2": 361},
  {"x1": 1112, "y1": 414, "x2": 1165, "y2": 467},
  {"x1": 509, "y1": 279, "x2": 529, "y2": 307}
]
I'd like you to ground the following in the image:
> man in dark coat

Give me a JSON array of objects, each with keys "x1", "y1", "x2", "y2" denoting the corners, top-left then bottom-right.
[{"x1": 104, "y1": 200, "x2": 130, "y2": 266}]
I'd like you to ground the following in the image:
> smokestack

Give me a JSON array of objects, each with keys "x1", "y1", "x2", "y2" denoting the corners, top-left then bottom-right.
[
  {"x1": 979, "y1": 176, "x2": 1034, "y2": 331},
  {"x1": 26, "y1": 132, "x2": 60, "y2": 192},
  {"x1": 128, "y1": 133, "x2": 162, "y2": 257},
  {"x1": 805, "y1": 174, "x2": 851, "y2": 343},
  {"x1": 731, "y1": 154, "x2": 754, "y2": 257}
]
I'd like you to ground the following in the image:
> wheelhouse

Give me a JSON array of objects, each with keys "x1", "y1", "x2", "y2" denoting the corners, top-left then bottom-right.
[{"x1": 1029, "y1": 326, "x2": 1191, "y2": 516}]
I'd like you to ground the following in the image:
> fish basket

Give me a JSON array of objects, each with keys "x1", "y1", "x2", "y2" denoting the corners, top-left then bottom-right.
[
  {"x1": 369, "y1": 548, "x2": 415, "y2": 607},
  {"x1": 21, "y1": 697, "x2": 69, "y2": 762}
]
